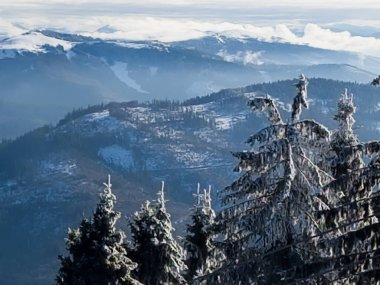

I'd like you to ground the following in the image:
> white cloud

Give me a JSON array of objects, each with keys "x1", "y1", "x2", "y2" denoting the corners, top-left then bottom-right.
[
  {"x1": 1, "y1": 11, "x2": 380, "y2": 58},
  {"x1": 0, "y1": 19, "x2": 26, "y2": 39},
  {"x1": 217, "y1": 50, "x2": 264, "y2": 65},
  {"x1": 298, "y1": 24, "x2": 380, "y2": 56},
  {"x1": 88, "y1": 19, "x2": 380, "y2": 57}
]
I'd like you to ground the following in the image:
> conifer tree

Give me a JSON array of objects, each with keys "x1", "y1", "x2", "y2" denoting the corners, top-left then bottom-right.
[
  {"x1": 209, "y1": 75, "x2": 331, "y2": 284},
  {"x1": 130, "y1": 182, "x2": 187, "y2": 285},
  {"x1": 306, "y1": 90, "x2": 380, "y2": 284},
  {"x1": 183, "y1": 185, "x2": 219, "y2": 282},
  {"x1": 56, "y1": 175, "x2": 141, "y2": 285}
]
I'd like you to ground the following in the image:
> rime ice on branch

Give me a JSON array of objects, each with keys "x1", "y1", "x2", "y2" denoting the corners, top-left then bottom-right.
[
  {"x1": 213, "y1": 75, "x2": 331, "y2": 284},
  {"x1": 183, "y1": 184, "x2": 220, "y2": 282},
  {"x1": 130, "y1": 182, "x2": 187, "y2": 285},
  {"x1": 291, "y1": 73, "x2": 308, "y2": 122},
  {"x1": 311, "y1": 90, "x2": 380, "y2": 284}
]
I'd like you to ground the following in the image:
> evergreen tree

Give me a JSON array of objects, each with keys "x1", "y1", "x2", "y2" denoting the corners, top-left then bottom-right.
[
  {"x1": 183, "y1": 185, "x2": 219, "y2": 282},
  {"x1": 209, "y1": 75, "x2": 331, "y2": 284},
  {"x1": 305, "y1": 90, "x2": 380, "y2": 284},
  {"x1": 56, "y1": 175, "x2": 141, "y2": 285},
  {"x1": 130, "y1": 182, "x2": 187, "y2": 285},
  {"x1": 291, "y1": 73, "x2": 309, "y2": 122}
]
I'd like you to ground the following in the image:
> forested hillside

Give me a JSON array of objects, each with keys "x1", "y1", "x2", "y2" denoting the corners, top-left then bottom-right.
[
  {"x1": 1, "y1": 78, "x2": 380, "y2": 284},
  {"x1": 55, "y1": 76, "x2": 380, "y2": 284}
]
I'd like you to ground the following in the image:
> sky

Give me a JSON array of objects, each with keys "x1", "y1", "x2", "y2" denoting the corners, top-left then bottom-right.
[
  {"x1": 1, "y1": 1, "x2": 380, "y2": 57},
  {"x1": 0, "y1": 0, "x2": 379, "y2": 7},
  {"x1": 2, "y1": 0, "x2": 380, "y2": 22}
]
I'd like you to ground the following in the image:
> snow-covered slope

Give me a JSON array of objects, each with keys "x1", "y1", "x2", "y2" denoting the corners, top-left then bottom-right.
[
  {"x1": 0, "y1": 31, "x2": 74, "y2": 55},
  {"x1": 0, "y1": 29, "x2": 378, "y2": 140},
  {"x1": 1, "y1": 78, "x2": 380, "y2": 285}
]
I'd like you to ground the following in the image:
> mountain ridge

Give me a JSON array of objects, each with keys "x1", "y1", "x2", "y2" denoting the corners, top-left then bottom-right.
[
  {"x1": 1, "y1": 78, "x2": 380, "y2": 284},
  {"x1": 0, "y1": 30, "x2": 379, "y2": 139}
]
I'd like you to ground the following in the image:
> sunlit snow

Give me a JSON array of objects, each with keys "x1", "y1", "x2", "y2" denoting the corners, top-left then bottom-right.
[{"x1": 0, "y1": 31, "x2": 74, "y2": 54}]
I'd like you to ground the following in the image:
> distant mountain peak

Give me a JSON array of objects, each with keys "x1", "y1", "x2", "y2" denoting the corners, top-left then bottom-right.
[
  {"x1": 96, "y1": 25, "x2": 119, "y2": 34},
  {"x1": 0, "y1": 30, "x2": 75, "y2": 55}
]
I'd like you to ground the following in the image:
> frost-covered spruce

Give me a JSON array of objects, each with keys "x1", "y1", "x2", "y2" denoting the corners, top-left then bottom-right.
[
  {"x1": 291, "y1": 73, "x2": 309, "y2": 122},
  {"x1": 56, "y1": 175, "x2": 141, "y2": 285},
  {"x1": 211, "y1": 75, "x2": 331, "y2": 284},
  {"x1": 183, "y1": 185, "x2": 220, "y2": 282},
  {"x1": 309, "y1": 90, "x2": 380, "y2": 284},
  {"x1": 130, "y1": 182, "x2": 187, "y2": 285}
]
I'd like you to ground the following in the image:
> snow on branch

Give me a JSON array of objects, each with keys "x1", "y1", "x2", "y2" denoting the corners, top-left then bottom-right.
[
  {"x1": 221, "y1": 165, "x2": 286, "y2": 205},
  {"x1": 246, "y1": 124, "x2": 286, "y2": 146},
  {"x1": 247, "y1": 95, "x2": 283, "y2": 125},
  {"x1": 291, "y1": 74, "x2": 309, "y2": 122},
  {"x1": 293, "y1": 120, "x2": 330, "y2": 141},
  {"x1": 233, "y1": 139, "x2": 291, "y2": 173}
]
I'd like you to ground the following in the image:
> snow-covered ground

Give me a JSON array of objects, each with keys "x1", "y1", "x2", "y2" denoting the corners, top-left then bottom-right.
[
  {"x1": 68, "y1": 109, "x2": 129, "y2": 135},
  {"x1": 110, "y1": 61, "x2": 149, "y2": 94},
  {"x1": 153, "y1": 126, "x2": 184, "y2": 139},
  {"x1": 187, "y1": 100, "x2": 250, "y2": 130},
  {"x1": 0, "y1": 31, "x2": 74, "y2": 55},
  {"x1": 85, "y1": 110, "x2": 111, "y2": 122},
  {"x1": 98, "y1": 144, "x2": 134, "y2": 170},
  {"x1": 168, "y1": 144, "x2": 219, "y2": 168},
  {"x1": 40, "y1": 159, "x2": 77, "y2": 176}
]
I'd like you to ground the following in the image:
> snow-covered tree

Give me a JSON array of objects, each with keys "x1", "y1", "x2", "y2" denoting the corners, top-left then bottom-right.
[
  {"x1": 183, "y1": 185, "x2": 219, "y2": 282},
  {"x1": 210, "y1": 75, "x2": 331, "y2": 284},
  {"x1": 306, "y1": 90, "x2": 380, "y2": 284},
  {"x1": 56, "y1": 175, "x2": 141, "y2": 285},
  {"x1": 291, "y1": 73, "x2": 309, "y2": 122},
  {"x1": 130, "y1": 182, "x2": 187, "y2": 285},
  {"x1": 330, "y1": 89, "x2": 362, "y2": 177}
]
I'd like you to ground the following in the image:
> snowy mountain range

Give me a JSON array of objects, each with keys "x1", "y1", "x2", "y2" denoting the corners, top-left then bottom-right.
[
  {"x1": 0, "y1": 29, "x2": 378, "y2": 139},
  {"x1": 1, "y1": 78, "x2": 380, "y2": 285},
  {"x1": 1, "y1": 24, "x2": 380, "y2": 284}
]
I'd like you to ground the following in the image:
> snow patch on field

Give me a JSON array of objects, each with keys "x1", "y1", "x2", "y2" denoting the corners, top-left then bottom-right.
[
  {"x1": 186, "y1": 101, "x2": 250, "y2": 130},
  {"x1": 215, "y1": 114, "x2": 247, "y2": 130},
  {"x1": 86, "y1": 110, "x2": 110, "y2": 122},
  {"x1": 40, "y1": 160, "x2": 77, "y2": 176},
  {"x1": 168, "y1": 144, "x2": 213, "y2": 168},
  {"x1": 80, "y1": 110, "x2": 127, "y2": 133},
  {"x1": 110, "y1": 61, "x2": 149, "y2": 94},
  {"x1": 215, "y1": 116, "x2": 232, "y2": 130},
  {"x1": 153, "y1": 126, "x2": 184, "y2": 139},
  {"x1": 98, "y1": 145, "x2": 134, "y2": 170},
  {"x1": 188, "y1": 104, "x2": 208, "y2": 113}
]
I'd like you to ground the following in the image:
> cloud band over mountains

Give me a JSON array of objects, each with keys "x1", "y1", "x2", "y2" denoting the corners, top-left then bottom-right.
[{"x1": 1, "y1": 16, "x2": 380, "y2": 58}]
